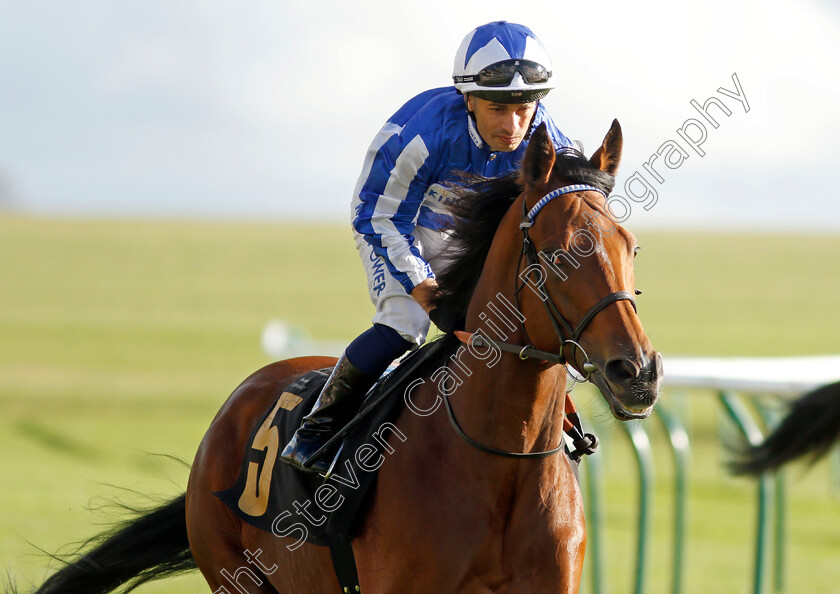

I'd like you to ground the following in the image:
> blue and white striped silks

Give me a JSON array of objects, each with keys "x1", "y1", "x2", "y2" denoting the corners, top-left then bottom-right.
[{"x1": 350, "y1": 86, "x2": 572, "y2": 295}]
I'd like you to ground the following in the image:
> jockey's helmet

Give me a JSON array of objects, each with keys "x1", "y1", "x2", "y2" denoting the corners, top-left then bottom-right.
[{"x1": 453, "y1": 21, "x2": 555, "y2": 104}]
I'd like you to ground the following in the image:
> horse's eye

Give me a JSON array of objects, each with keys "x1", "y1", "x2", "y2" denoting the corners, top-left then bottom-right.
[
  {"x1": 551, "y1": 253, "x2": 566, "y2": 267},
  {"x1": 633, "y1": 246, "x2": 641, "y2": 257},
  {"x1": 540, "y1": 250, "x2": 565, "y2": 266}
]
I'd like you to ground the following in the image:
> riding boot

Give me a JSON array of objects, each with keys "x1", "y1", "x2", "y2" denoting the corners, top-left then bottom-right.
[{"x1": 279, "y1": 353, "x2": 374, "y2": 474}]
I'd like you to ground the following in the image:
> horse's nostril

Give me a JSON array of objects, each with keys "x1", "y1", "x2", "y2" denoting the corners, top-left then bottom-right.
[
  {"x1": 604, "y1": 357, "x2": 640, "y2": 384},
  {"x1": 636, "y1": 353, "x2": 663, "y2": 383}
]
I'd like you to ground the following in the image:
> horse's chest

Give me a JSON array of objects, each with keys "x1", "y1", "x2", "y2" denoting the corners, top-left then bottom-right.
[
  {"x1": 414, "y1": 478, "x2": 570, "y2": 565},
  {"x1": 355, "y1": 414, "x2": 584, "y2": 592}
]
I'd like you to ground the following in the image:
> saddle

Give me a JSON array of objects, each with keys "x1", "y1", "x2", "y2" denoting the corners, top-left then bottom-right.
[{"x1": 214, "y1": 334, "x2": 460, "y2": 547}]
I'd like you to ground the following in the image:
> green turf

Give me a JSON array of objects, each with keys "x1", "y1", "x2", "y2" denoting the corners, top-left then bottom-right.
[
  {"x1": 2, "y1": 215, "x2": 839, "y2": 592},
  {"x1": 631, "y1": 231, "x2": 840, "y2": 356},
  {"x1": 574, "y1": 387, "x2": 840, "y2": 594}
]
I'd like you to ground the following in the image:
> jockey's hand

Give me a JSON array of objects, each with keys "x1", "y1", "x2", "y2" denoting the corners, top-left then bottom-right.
[{"x1": 411, "y1": 278, "x2": 440, "y2": 314}]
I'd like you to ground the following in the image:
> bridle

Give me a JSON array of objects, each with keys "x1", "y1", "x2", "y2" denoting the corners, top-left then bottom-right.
[
  {"x1": 447, "y1": 183, "x2": 638, "y2": 460},
  {"x1": 514, "y1": 183, "x2": 637, "y2": 380}
]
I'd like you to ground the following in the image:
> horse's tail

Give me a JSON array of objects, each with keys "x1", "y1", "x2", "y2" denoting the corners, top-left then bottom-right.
[
  {"x1": 730, "y1": 381, "x2": 840, "y2": 475},
  {"x1": 32, "y1": 493, "x2": 195, "y2": 593}
]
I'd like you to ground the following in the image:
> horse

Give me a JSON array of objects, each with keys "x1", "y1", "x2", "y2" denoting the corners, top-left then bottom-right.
[
  {"x1": 730, "y1": 380, "x2": 840, "y2": 475},
  {"x1": 29, "y1": 120, "x2": 662, "y2": 593}
]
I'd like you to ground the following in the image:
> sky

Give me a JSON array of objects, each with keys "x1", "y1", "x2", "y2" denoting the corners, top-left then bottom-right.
[{"x1": 1, "y1": 0, "x2": 839, "y2": 230}]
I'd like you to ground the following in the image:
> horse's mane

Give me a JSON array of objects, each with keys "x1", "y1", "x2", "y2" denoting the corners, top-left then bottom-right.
[{"x1": 432, "y1": 148, "x2": 615, "y2": 319}]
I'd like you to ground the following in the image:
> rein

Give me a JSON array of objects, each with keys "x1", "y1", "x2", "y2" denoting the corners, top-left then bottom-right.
[
  {"x1": 450, "y1": 330, "x2": 597, "y2": 461},
  {"x1": 440, "y1": 183, "x2": 634, "y2": 461}
]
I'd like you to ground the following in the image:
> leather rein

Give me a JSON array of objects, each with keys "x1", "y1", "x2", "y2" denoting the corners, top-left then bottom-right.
[{"x1": 446, "y1": 183, "x2": 637, "y2": 461}]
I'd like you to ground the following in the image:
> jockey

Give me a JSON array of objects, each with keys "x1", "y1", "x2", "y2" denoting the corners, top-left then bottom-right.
[{"x1": 281, "y1": 21, "x2": 574, "y2": 473}]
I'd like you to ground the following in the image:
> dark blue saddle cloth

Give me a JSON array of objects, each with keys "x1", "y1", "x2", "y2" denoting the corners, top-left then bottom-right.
[{"x1": 214, "y1": 334, "x2": 458, "y2": 546}]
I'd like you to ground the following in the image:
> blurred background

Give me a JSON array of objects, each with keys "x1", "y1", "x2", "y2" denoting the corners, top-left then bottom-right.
[
  {"x1": 1, "y1": 0, "x2": 839, "y2": 228},
  {"x1": 2, "y1": 1, "x2": 839, "y2": 592}
]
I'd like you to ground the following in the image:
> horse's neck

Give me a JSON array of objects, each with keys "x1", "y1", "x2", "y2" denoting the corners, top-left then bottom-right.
[
  {"x1": 453, "y1": 203, "x2": 569, "y2": 457},
  {"x1": 454, "y1": 351, "x2": 568, "y2": 457}
]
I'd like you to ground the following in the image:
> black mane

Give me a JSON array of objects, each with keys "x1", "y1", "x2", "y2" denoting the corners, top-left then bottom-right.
[
  {"x1": 553, "y1": 147, "x2": 616, "y2": 195},
  {"x1": 431, "y1": 148, "x2": 614, "y2": 319}
]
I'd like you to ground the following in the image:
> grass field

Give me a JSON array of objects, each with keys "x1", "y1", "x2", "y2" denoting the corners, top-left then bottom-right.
[{"x1": 2, "y1": 215, "x2": 839, "y2": 592}]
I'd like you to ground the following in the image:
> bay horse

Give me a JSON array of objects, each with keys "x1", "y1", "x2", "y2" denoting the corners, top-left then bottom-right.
[{"x1": 30, "y1": 120, "x2": 661, "y2": 593}]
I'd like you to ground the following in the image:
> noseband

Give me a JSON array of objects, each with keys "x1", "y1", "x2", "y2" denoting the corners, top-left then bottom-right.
[{"x1": 515, "y1": 183, "x2": 636, "y2": 380}]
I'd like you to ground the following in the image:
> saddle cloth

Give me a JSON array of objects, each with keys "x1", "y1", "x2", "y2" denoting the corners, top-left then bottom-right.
[{"x1": 214, "y1": 334, "x2": 458, "y2": 546}]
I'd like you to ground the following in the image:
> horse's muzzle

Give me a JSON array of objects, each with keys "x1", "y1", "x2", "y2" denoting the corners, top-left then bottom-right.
[{"x1": 594, "y1": 351, "x2": 662, "y2": 420}]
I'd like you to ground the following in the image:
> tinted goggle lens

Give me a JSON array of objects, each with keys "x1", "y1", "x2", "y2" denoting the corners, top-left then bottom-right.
[{"x1": 473, "y1": 60, "x2": 551, "y2": 87}]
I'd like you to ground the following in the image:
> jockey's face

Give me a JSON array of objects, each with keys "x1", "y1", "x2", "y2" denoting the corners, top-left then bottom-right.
[{"x1": 467, "y1": 95, "x2": 537, "y2": 152}]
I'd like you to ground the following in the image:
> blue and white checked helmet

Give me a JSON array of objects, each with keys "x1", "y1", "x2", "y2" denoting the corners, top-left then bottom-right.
[{"x1": 453, "y1": 21, "x2": 555, "y2": 104}]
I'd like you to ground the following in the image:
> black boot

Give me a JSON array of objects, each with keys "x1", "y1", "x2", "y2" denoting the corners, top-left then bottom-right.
[{"x1": 279, "y1": 354, "x2": 373, "y2": 473}]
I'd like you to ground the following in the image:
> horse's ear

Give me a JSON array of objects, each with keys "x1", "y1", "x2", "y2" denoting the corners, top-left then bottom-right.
[
  {"x1": 520, "y1": 123, "x2": 556, "y2": 190},
  {"x1": 589, "y1": 119, "x2": 623, "y2": 176}
]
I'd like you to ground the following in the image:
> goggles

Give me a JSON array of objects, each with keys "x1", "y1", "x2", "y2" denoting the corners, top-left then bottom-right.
[{"x1": 454, "y1": 59, "x2": 551, "y2": 87}]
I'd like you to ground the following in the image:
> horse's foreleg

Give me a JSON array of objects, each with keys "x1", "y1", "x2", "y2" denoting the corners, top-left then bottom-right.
[{"x1": 553, "y1": 536, "x2": 586, "y2": 594}]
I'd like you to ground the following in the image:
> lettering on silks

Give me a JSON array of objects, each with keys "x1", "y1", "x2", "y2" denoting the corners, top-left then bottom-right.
[{"x1": 370, "y1": 251, "x2": 387, "y2": 296}]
